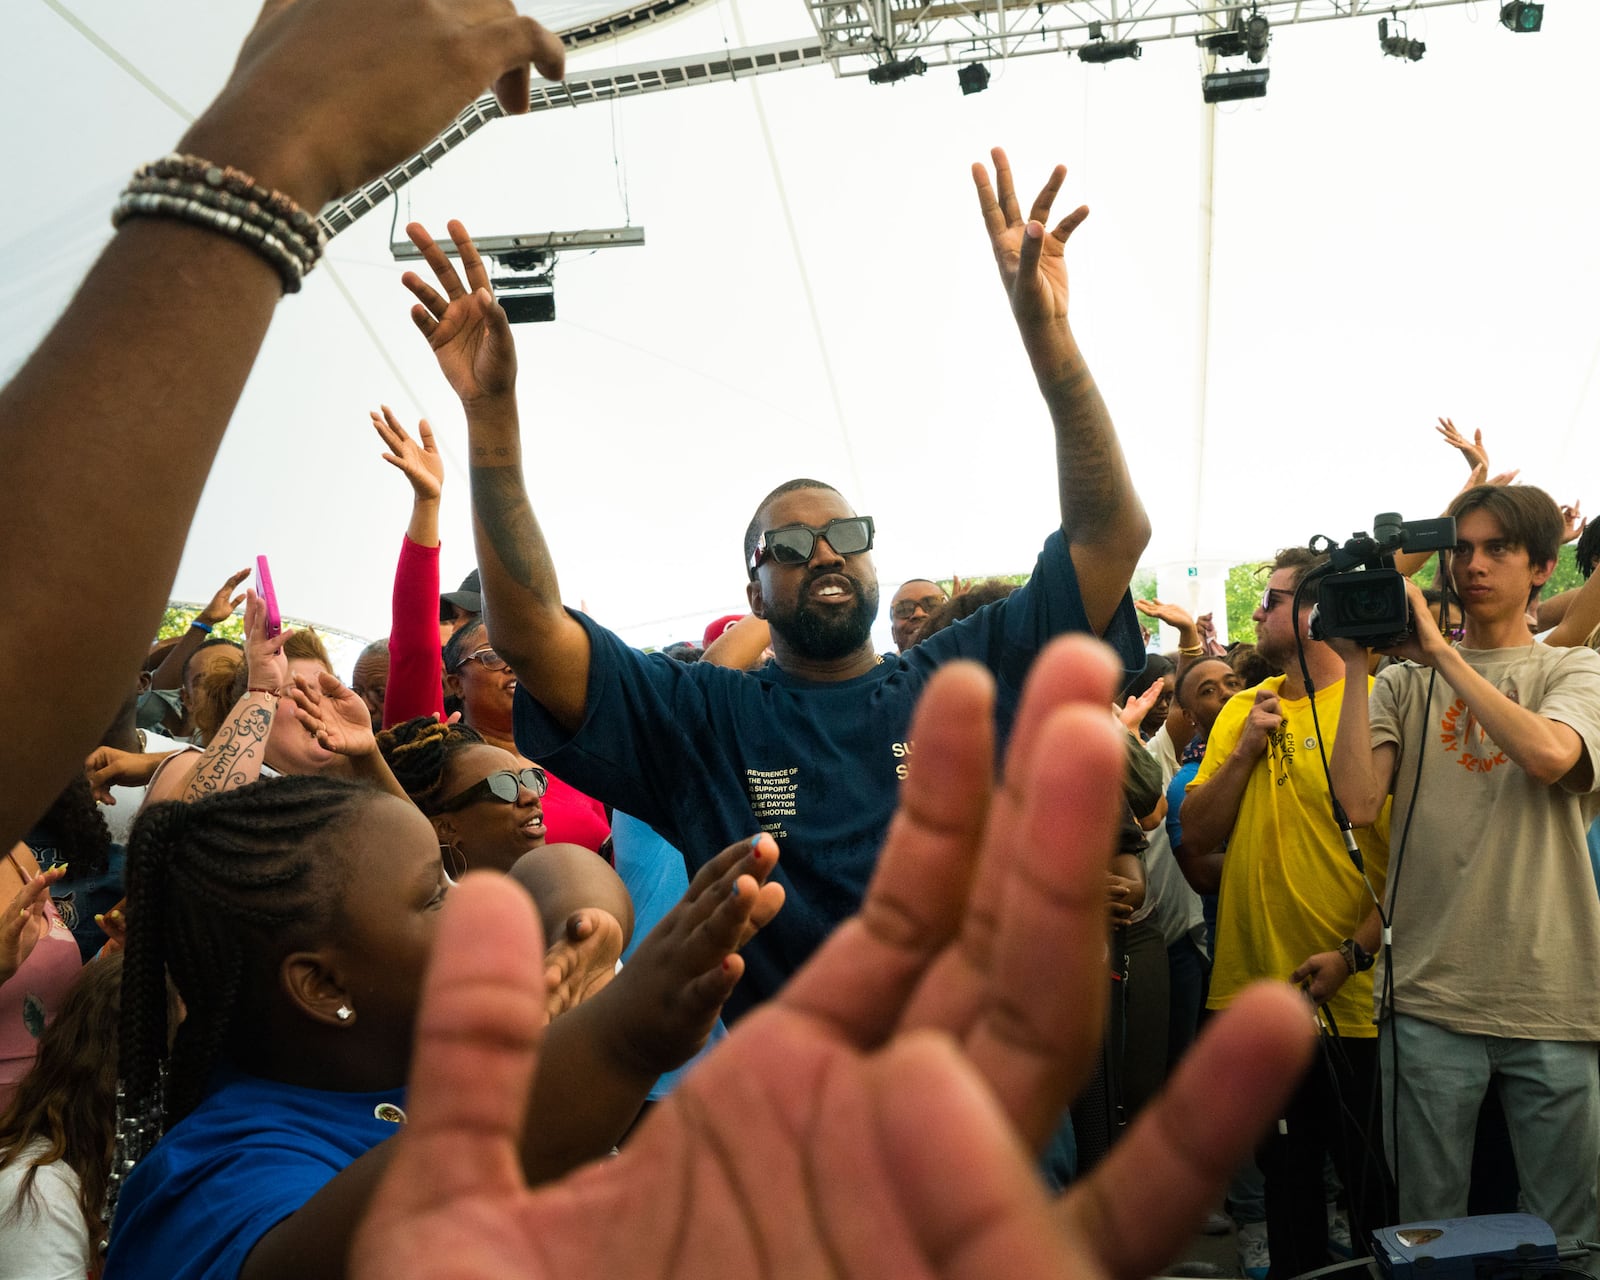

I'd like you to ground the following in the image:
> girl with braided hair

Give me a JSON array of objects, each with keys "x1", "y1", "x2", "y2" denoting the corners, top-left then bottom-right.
[{"x1": 106, "y1": 775, "x2": 783, "y2": 1279}]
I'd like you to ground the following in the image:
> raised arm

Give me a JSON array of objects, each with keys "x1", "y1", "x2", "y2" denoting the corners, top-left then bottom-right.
[
  {"x1": 972, "y1": 149, "x2": 1151, "y2": 635},
  {"x1": 1395, "y1": 418, "x2": 1516, "y2": 578},
  {"x1": 402, "y1": 221, "x2": 593, "y2": 733},
  {"x1": 0, "y1": 0, "x2": 565, "y2": 852},
  {"x1": 146, "y1": 568, "x2": 250, "y2": 690},
  {"x1": 371, "y1": 407, "x2": 449, "y2": 727},
  {"x1": 152, "y1": 592, "x2": 289, "y2": 804},
  {"x1": 1327, "y1": 646, "x2": 1397, "y2": 828}
]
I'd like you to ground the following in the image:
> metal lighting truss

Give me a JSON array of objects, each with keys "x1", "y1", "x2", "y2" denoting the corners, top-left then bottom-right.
[{"x1": 803, "y1": 0, "x2": 1484, "y2": 76}]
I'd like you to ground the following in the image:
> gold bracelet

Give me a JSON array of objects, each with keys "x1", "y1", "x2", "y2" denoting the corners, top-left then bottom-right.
[{"x1": 1178, "y1": 644, "x2": 1205, "y2": 657}]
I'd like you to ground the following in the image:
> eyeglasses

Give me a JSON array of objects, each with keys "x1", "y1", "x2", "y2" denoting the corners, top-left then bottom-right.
[
  {"x1": 427, "y1": 766, "x2": 547, "y2": 815},
  {"x1": 1259, "y1": 587, "x2": 1295, "y2": 613},
  {"x1": 454, "y1": 646, "x2": 508, "y2": 673},
  {"x1": 749, "y1": 516, "x2": 875, "y2": 578},
  {"x1": 891, "y1": 595, "x2": 945, "y2": 622}
]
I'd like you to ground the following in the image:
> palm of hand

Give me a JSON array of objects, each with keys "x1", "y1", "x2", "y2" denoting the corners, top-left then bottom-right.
[
  {"x1": 543, "y1": 914, "x2": 625, "y2": 1017},
  {"x1": 316, "y1": 687, "x2": 377, "y2": 757},
  {"x1": 428, "y1": 292, "x2": 516, "y2": 404},
  {"x1": 358, "y1": 1007, "x2": 1080, "y2": 1280}
]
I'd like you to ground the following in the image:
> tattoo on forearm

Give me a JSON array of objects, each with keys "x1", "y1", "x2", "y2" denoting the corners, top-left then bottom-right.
[
  {"x1": 469, "y1": 462, "x2": 550, "y2": 593},
  {"x1": 183, "y1": 704, "x2": 272, "y2": 799},
  {"x1": 1052, "y1": 365, "x2": 1125, "y2": 539}
]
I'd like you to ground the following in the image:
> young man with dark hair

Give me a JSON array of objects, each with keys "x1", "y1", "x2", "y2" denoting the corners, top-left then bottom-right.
[
  {"x1": 1328, "y1": 483, "x2": 1600, "y2": 1238},
  {"x1": 1179, "y1": 547, "x2": 1394, "y2": 1279},
  {"x1": 888, "y1": 578, "x2": 949, "y2": 652}
]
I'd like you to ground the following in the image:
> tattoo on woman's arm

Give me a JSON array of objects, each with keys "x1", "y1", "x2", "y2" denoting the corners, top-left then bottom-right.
[{"x1": 183, "y1": 704, "x2": 273, "y2": 799}]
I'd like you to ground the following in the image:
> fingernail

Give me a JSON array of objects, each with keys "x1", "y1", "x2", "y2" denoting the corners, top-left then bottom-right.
[
  {"x1": 722, "y1": 956, "x2": 734, "y2": 973},
  {"x1": 94, "y1": 915, "x2": 105, "y2": 926},
  {"x1": 729, "y1": 880, "x2": 740, "y2": 899}
]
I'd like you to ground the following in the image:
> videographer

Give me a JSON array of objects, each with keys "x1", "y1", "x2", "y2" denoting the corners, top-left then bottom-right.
[
  {"x1": 1180, "y1": 547, "x2": 1395, "y2": 1280},
  {"x1": 1325, "y1": 483, "x2": 1600, "y2": 1238}
]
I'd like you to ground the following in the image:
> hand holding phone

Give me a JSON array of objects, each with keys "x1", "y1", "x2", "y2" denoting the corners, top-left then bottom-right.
[{"x1": 256, "y1": 555, "x2": 282, "y2": 640}]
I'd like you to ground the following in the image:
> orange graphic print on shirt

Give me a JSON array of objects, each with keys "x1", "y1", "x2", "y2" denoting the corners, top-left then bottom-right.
[{"x1": 1439, "y1": 693, "x2": 1515, "y2": 774}]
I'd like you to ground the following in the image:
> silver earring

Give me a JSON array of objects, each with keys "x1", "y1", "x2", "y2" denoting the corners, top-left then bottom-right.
[{"x1": 336, "y1": 1005, "x2": 353, "y2": 1022}]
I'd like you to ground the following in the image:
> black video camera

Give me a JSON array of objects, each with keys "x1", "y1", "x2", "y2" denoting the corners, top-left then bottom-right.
[{"x1": 1305, "y1": 513, "x2": 1457, "y2": 649}]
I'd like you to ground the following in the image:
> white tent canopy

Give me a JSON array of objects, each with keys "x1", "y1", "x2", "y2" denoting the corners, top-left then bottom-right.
[{"x1": 9, "y1": 1, "x2": 1599, "y2": 657}]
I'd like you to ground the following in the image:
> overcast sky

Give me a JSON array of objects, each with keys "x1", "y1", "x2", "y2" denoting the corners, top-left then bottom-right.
[{"x1": 8, "y1": 0, "x2": 1599, "y2": 658}]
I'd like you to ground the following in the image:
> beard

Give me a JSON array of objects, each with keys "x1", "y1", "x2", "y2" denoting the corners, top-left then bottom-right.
[{"x1": 768, "y1": 573, "x2": 881, "y2": 662}]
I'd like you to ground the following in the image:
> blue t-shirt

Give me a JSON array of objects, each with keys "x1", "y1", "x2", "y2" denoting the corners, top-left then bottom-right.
[
  {"x1": 514, "y1": 529, "x2": 1141, "y2": 1017},
  {"x1": 612, "y1": 811, "x2": 726, "y2": 1098},
  {"x1": 107, "y1": 1072, "x2": 405, "y2": 1279},
  {"x1": 1165, "y1": 758, "x2": 1217, "y2": 953}
]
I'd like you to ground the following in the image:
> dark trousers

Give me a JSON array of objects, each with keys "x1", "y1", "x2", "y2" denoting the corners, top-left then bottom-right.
[{"x1": 1259, "y1": 1035, "x2": 1394, "y2": 1280}]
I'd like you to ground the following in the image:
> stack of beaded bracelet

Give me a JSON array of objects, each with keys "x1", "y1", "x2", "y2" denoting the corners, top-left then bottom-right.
[{"x1": 111, "y1": 154, "x2": 327, "y2": 294}]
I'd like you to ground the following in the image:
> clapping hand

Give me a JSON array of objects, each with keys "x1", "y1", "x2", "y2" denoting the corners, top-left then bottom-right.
[
  {"x1": 0, "y1": 860, "x2": 67, "y2": 985},
  {"x1": 288, "y1": 671, "x2": 378, "y2": 759},
  {"x1": 350, "y1": 637, "x2": 1314, "y2": 1280}
]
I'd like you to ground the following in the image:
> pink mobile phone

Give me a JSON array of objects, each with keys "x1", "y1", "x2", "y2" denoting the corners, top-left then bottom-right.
[{"x1": 255, "y1": 555, "x2": 282, "y2": 639}]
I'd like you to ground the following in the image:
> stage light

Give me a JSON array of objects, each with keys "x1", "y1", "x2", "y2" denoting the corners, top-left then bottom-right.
[
  {"x1": 1378, "y1": 17, "x2": 1425, "y2": 61},
  {"x1": 1245, "y1": 13, "x2": 1271, "y2": 62},
  {"x1": 867, "y1": 56, "x2": 927, "y2": 84},
  {"x1": 957, "y1": 62, "x2": 990, "y2": 94},
  {"x1": 1202, "y1": 67, "x2": 1270, "y2": 102},
  {"x1": 1500, "y1": 2, "x2": 1544, "y2": 31},
  {"x1": 1200, "y1": 29, "x2": 1248, "y2": 57},
  {"x1": 1078, "y1": 38, "x2": 1141, "y2": 64}
]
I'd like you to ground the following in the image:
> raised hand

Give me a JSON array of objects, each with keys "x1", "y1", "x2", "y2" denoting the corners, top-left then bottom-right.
[
  {"x1": 0, "y1": 860, "x2": 67, "y2": 985},
  {"x1": 1135, "y1": 597, "x2": 1197, "y2": 632},
  {"x1": 176, "y1": 0, "x2": 566, "y2": 212},
  {"x1": 402, "y1": 220, "x2": 518, "y2": 409},
  {"x1": 288, "y1": 670, "x2": 378, "y2": 759},
  {"x1": 972, "y1": 148, "x2": 1089, "y2": 378},
  {"x1": 1436, "y1": 417, "x2": 1489, "y2": 476},
  {"x1": 242, "y1": 588, "x2": 293, "y2": 695},
  {"x1": 1118, "y1": 680, "x2": 1164, "y2": 735},
  {"x1": 1561, "y1": 500, "x2": 1585, "y2": 544},
  {"x1": 372, "y1": 406, "x2": 444, "y2": 503},
  {"x1": 351, "y1": 636, "x2": 1313, "y2": 1280},
  {"x1": 197, "y1": 568, "x2": 250, "y2": 628}
]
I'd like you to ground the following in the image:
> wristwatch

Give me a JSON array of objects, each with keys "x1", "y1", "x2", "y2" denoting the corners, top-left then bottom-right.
[{"x1": 1338, "y1": 937, "x2": 1375, "y2": 974}]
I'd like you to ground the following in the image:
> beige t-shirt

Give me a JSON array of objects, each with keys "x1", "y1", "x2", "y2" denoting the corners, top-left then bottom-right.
[{"x1": 1369, "y1": 643, "x2": 1600, "y2": 1039}]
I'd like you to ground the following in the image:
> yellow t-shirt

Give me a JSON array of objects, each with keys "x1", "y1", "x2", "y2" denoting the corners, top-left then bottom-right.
[{"x1": 1191, "y1": 675, "x2": 1391, "y2": 1036}]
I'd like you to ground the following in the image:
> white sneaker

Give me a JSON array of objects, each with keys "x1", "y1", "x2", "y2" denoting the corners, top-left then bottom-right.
[
  {"x1": 1237, "y1": 1221, "x2": 1270, "y2": 1280},
  {"x1": 1327, "y1": 1205, "x2": 1353, "y2": 1260}
]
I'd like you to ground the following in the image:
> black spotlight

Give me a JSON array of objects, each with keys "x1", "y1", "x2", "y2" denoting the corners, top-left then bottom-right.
[
  {"x1": 1078, "y1": 38, "x2": 1141, "y2": 63},
  {"x1": 1200, "y1": 28, "x2": 1248, "y2": 57},
  {"x1": 867, "y1": 56, "x2": 927, "y2": 84},
  {"x1": 1245, "y1": 13, "x2": 1271, "y2": 62},
  {"x1": 1378, "y1": 17, "x2": 1425, "y2": 61},
  {"x1": 958, "y1": 61, "x2": 990, "y2": 94},
  {"x1": 1202, "y1": 67, "x2": 1269, "y2": 102},
  {"x1": 1500, "y1": 2, "x2": 1544, "y2": 31}
]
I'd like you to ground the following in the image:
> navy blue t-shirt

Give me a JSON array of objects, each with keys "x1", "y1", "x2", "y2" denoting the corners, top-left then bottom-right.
[
  {"x1": 514, "y1": 529, "x2": 1142, "y2": 1018},
  {"x1": 107, "y1": 1072, "x2": 405, "y2": 1279}
]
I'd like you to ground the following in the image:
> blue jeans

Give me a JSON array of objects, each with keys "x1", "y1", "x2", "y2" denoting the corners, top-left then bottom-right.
[{"x1": 1381, "y1": 1014, "x2": 1600, "y2": 1237}]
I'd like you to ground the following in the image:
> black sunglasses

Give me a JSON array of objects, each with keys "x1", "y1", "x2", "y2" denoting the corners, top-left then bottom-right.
[
  {"x1": 428, "y1": 766, "x2": 548, "y2": 816},
  {"x1": 748, "y1": 516, "x2": 875, "y2": 578}
]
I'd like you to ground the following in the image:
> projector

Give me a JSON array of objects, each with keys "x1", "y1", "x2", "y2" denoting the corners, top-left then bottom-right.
[{"x1": 1372, "y1": 1214, "x2": 1557, "y2": 1280}]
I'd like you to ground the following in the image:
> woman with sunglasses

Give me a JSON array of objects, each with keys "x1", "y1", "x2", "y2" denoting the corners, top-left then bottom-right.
[{"x1": 379, "y1": 716, "x2": 550, "y2": 876}]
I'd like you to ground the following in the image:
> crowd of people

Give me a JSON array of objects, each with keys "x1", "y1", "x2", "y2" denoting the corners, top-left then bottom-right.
[{"x1": 0, "y1": 1, "x2": 1594, "y2": 1278}]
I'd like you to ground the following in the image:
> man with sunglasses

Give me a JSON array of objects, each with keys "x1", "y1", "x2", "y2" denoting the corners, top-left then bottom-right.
[
  {"x1": 410, "y1": 151, "x2": 1148, "y2": 1018},
  {"x1": 1179, "y1": 547, "x2": 1395, "y2": 1280},
  {"x1": 889, "y1": 579, "x2": 949, "y2": 652}
]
